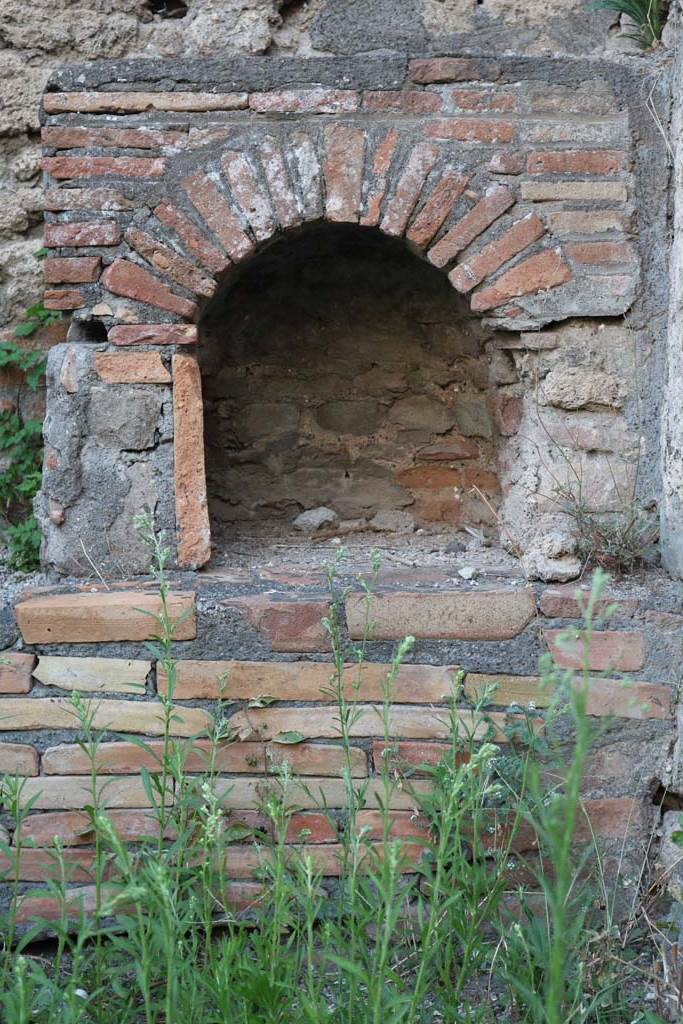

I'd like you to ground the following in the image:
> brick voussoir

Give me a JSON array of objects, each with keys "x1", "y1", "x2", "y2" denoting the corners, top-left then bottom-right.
[
  {"x1": 124, "y1": 226, "x2": 217, "y2": 298},
  {"x1": 101, "y1": 258, "x2": 198, "y2": 319},
  {"x1": 222, "y1": 150, "x2": 277, "y2": 241},
  {"x1": 449, "y1": 212, "x2": 546, "y2": 293},
  {"x1": 427, "y1": 185, "x2": 515, "y2": 269},
  {"x1": 154, "y1": 202, "x2": 230, "y2": 275},
  {"x1": 380, "y1": 142, "x2": 439, "y2": 237},
  {"x1": 182, "y1": 171, "x2": 255, "y2": 261},
  {"x1": 470, "y1": 248, "x2": 571, "y2": 312},
  {"x1": 323, "y1": 123, "x2": 367, "y2": 224}
]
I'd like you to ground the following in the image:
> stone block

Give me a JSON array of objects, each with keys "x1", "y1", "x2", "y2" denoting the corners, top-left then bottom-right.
[{"x1": 88, "y1": 385, "x2": 162, "y2": 449}]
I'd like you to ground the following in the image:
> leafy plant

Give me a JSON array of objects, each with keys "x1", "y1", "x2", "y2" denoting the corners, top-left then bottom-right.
[
  {"x1": 593, "y1": 0, "x2": 666, "y2": 48},
  {"x1": 0, "y1": 312, "x2": 52, "y2": 571}
]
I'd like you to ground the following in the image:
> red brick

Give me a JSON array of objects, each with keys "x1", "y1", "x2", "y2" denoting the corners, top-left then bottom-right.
[
  {"x1": 527, "y1": 150, "x2": 628, "y2": 175},
  {"x1": 449, "y1": 213, "x2": 546, "y2": 292},
  {"x1": 362, "y1": 90, "x2": 442, "y2": 113},
  {"x1": 406, "y1": 169, "x2": 468, "y2": 248},
  {"x1": 224, "y1": 843, "x2": 423, "y2": 878},
  {"x1": 44, "y1": 188, "x2": 134, "y2": 212},
  {"x1": 409, "y1": 58, "x2": 499, "y2": 84},
  {"x1": 0, "y1": 848, "x2": 100, "y2": 883},
  {"x1": 488, "y1": 151, "x2": 525, "y2": 174},
  {"x1": 19, "y1": 809, "x2": 171, "y2": 846},
  {"x1": 0, "y1": 652, "x2": 35, "y2": 694},
  {"x1": 226, "y1": 595, "x2": 331, "y2": 653},
  {"x1": 16, "y1": 885, "x2": 101, "y2": 923},
  {"x1": 428, "y1": 186, "x2": 514, "y2": 268},
  {"x1": 470, "y1": 249, "x2": 571, "y2": 312},
  {"x1": 543, "y1": 629, "x2": 645, "y2": 672},
  {"x1": 287, "y1": 812, "x2": 337, "y2": 843},
  {"x1": 222, "y1": 150, "x2": 276, "y2": 242},
  {"x1": 15, "y1": 590, "x2": 196, "y2": 644},
  {"x1": 41, "y1": 125, "x2": 185, "y2": 150},
  {"x1": 373, "y1": 740, "x2": 468, "y2": 774},
  {"x1": 109, "y1": 323, "x2": 197, "y2": 346},
  {"x1": 248, "y1": 89, "x2": 359, "y2": 114},
  {"x1": 268, "y1": 742, "x2": 366, "y2": 778},
  {"x1": 172, "y1": 353, "x2": 211, "y2": 569},
  {"x1": 101, "y1": 259, "x2": 197, "y2": 319},
  {"x1": 44, "y1": 288, "x2": 85, "y2": 310},
  {"x1": 125, "y1": 227, "x2": 216, "y2": 298},
  {"x1": 43, "y1": 156, "x2": 164, "y2": 179},
  {"x1": 346, "y1": 587, "x2": 536, "y2": 641},
  {"x1": 360, "y1": 128, "x2": 401, "y2": 227},
  {"x1": 425, "y1": 119, "x2": 515, "y2": 144},
  {"x1": 323, "y1": 124, "x2": 367, "y2": 223},
  {"x1": 380, "y1": 143, "x2": 439, "y2": 237},
  {"x1": 576, "y1": 797, "x2": 646, "y2": 841},
  {"x1": 0, "y1": 742, "x2": 38, "y2": 776},
  {"x1": 451, "y1": 89, "x2": 516, "y2": 111},
  {"x1": 44, "y1": 221, "x2": 122, "y2": 247},
  {"x1": 564, "y1": 241, "x2": 637, "y2": 265},
  {"x1": 355, "y1": 810, "x2": 430, "y2": 841},
  {"x1": 539, "y1": 585, "x2": 638, "y2": 619},
  {"x1": 491, "y1": 393, "x2": 523, "y2": 436},
  {"x1": 16, "y1": 775, "x2": 172, "y2": 810},
  {"x1": 44, "y1": 256, "x2": 101, "y2": 283},
  {"x1": 259, "y1": 137, "x2": 302, "y2": 229},
  {"x1": 154, "y1": 202, "x2": 229, "y2": 275},
  {"x1": 183, "y1": 172, "x2": 254, "y2": 261},
  {"x1": 417, "y1": 437, "x2": 480, "y2": 460},
  {"x1": 43, "y1": 91, "x2": 248, "y2": 114}
]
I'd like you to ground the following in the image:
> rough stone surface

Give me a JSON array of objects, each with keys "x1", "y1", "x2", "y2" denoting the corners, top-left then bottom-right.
[{"x1": 293, "y1": 507, "x2": 339, "y2": 532}]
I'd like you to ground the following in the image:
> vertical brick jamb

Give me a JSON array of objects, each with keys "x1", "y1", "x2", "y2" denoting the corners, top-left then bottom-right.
[{"x1": 172, "y1": 353, "x2": 211, "y2": 568}]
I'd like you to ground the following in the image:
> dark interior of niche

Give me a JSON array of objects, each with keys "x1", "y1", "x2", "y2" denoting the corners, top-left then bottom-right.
[{"x1": 146, "y1": 0, "x2": 188, "y2": 18}]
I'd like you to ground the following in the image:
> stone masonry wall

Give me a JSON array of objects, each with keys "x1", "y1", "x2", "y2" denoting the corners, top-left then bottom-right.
[{"x1": 35, "y1": 51, "x2": 662, "y2": 578}]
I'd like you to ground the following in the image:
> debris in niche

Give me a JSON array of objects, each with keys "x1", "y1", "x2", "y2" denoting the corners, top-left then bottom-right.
[
  {"x1": 146, "y1": 0, "x2": 188, "y2": 18},
  {"x1": 66, "y1": 319, "x2": 108, "y2": 343}
]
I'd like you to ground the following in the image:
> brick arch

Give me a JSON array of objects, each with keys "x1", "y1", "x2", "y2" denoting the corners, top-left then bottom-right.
[{"x1": 99, "y1": 123, "x2": 573, "y2": 332}]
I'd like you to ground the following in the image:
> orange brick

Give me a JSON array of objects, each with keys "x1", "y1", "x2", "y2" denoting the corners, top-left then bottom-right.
[
  {"x1": 372, "y1": 740, "x2": 468, "y2": 775},
  {"x1": 323, "y1": 124, "x2": 366, "y2": 223},
  {"x1": 406, "y1": 169, "x2": 468, "y2": 248},
  {"x1": 44, "y1": 288, "x2": 86, "y2": 309},
  {"x1": 125, "y1": 227, "x2": 216, "y2": 297},
  {"x1": 451, "y1": 89, "x2": 516, "y2": 111},
  {"x1": 94, "y1": 352, "x2": 171, "y2": 384},
  {"x1": 258, "y1": 137, "x2": 302, "y2": 229},
  {"x1": 0, "y1": 848, "x2": 100, "y2": 883},
  {"x1": 539, "y1": 585, "x2": 638, "y2": 618},
  {"x1": 0, "y1": 742, "x2": 38, "y2": 775},
  {"x1": 43, "y1": 156, "x2": 164, "y2": 179},
  {"x1": 360, "y1": 129, "x2": 400, "y2": 227},
  {"x1": 380, "y1": 142, "x2": 439, "y2": 237},
  {"x1": 19, "y1": 809, "x2": 170, "y2": 846},
  {"x1": 173, "y1": 353, "x2": 211, "y2": 568},
  {"x1": 15, "y1": 590, "x2": 196, "y2": 643},
  {"x1": 0, "y1": 652, "x2": 35, "y2": 693},
  {"x1": 355, "y1": 809, "x2": 430, "y2": 841},
  {"x1": 101, "y1": 259, "x2": 197, "y2": 319},
  {"x1": 527, "y1": 150, "x2": 628, "y2": 175},
  {"x1": 44, "y1": 222, "x2": 122, "y2": 247},
  {"x1": 109, "y1": 323, "x2": 197, "y2": 346},
  {"x1": 43, "y1": 92, "x2": 247, "y2": 114},
  {"x1": 226, "y1": 595, "x2": 331, "y2": 653},
  {"x1": 409, "y1": 57, "x2": 499, "y2": 83},
  {"x1": 470, "y1": 249, "x2": 571, "y2": 312},
  {"x1": 564, "y1": 241, "x2": 637, "y2": 265},
  {"x1": 0, "y1": 699, "x2": 210, "y2": 737},
  {"x1": 425, "y1": 119, "x2": 514, "y2": 144},
  {"x1": 362, "y1": 90, "x2": 441, "y2": 113},
  {"x1": 544, "y1": 629, "x2": 645, "y2": 672},
  {"x1": 428, "y1": 186, "x2": 514, "y2": 268},
  {"x1": 17, "y1": 775, "x2": 172, "y2": 811},
  {"x1": 44, "y1": 256, "x2": 101, "y2": 283},
  {"x1": 154, "y1": 202, "x2": 229, "y2": 275},
  {"x1": 183, "y1": 172, "x2": 254, "y2": 261},
  {"x1": 449, "y1": 213, "x2": 546, "y2": 292},
  {"x1": 286, "y1": 812, "x2": 337, "y2": 843},
  {"x1": 41, "y1": 125, "x2": 184, "y2": 149}
]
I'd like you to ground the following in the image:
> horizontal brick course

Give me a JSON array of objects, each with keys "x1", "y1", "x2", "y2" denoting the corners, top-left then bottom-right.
[
  {"x1": 227, "y1": 704, "x2": 538, "y2": 742},
  {"x1": 450, "y1": 89, "x2": 516, "y2": 112},
  {"x1": 425, "y1": 119, "x2": 514, "y2": 144},
  {"x1": 41, "y1": 126, "x2": 185, "y2": 150},
  {"x1": 0, "y1": 699, "x2": 210, "y2": 737},
  {"x1": 43, "y1": 156, "x2": 165, "y2": 179},
  {"x1": 44, "y1": 222, "x2": 122, "y2": 247},
  {"x1": 520, "y1": 181, "x2": 628, "y2": 202},
  {"x1": 527, "y1": 149, "x2": 628, "y2": 175},
  {"x1": 44, "y1": 256, "x2": 101, "y2": 283},
  {"x1": 346, "y1": 587, "x2": 536, "y2": 640},
  {"x1": 248, "y1": 89, "x2": 359, "y2": 114},
  {"x1": 43, "y1": 91, "x2": 248, "y2": 113},
  {"x1": 44, "y1": 187, "x2": 135, "y2": 211},
  {"x1": 16, "y1": 590, "x2": 196, "y2": 643},
  {"x1": 158, "y1": 659, "x2": 456, "y2": 702},
  {"x1": 101, "y1": 258, "x2": 197, "y2": 319}
]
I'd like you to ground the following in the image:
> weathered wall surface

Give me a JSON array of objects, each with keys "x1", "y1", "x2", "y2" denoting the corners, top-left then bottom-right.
[{"x1": 0, "y1": 0, "x2": 642, "y2": 340}]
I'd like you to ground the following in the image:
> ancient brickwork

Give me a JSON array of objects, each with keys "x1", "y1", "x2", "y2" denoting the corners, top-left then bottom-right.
[
  {"x1": 0, "y1": 573, "x2": 676, "y2": 915},
  {"x1": 35, "y1": 55, "x2": 646, "y2": 577}
]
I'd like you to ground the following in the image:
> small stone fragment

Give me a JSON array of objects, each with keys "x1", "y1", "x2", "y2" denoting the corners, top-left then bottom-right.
[
  {"x1": 370, "y1": 510, "x2": 415, "y2": 533},
  {"x1": 293, "y1": 507, "x2": 339, "y2": 532}
]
